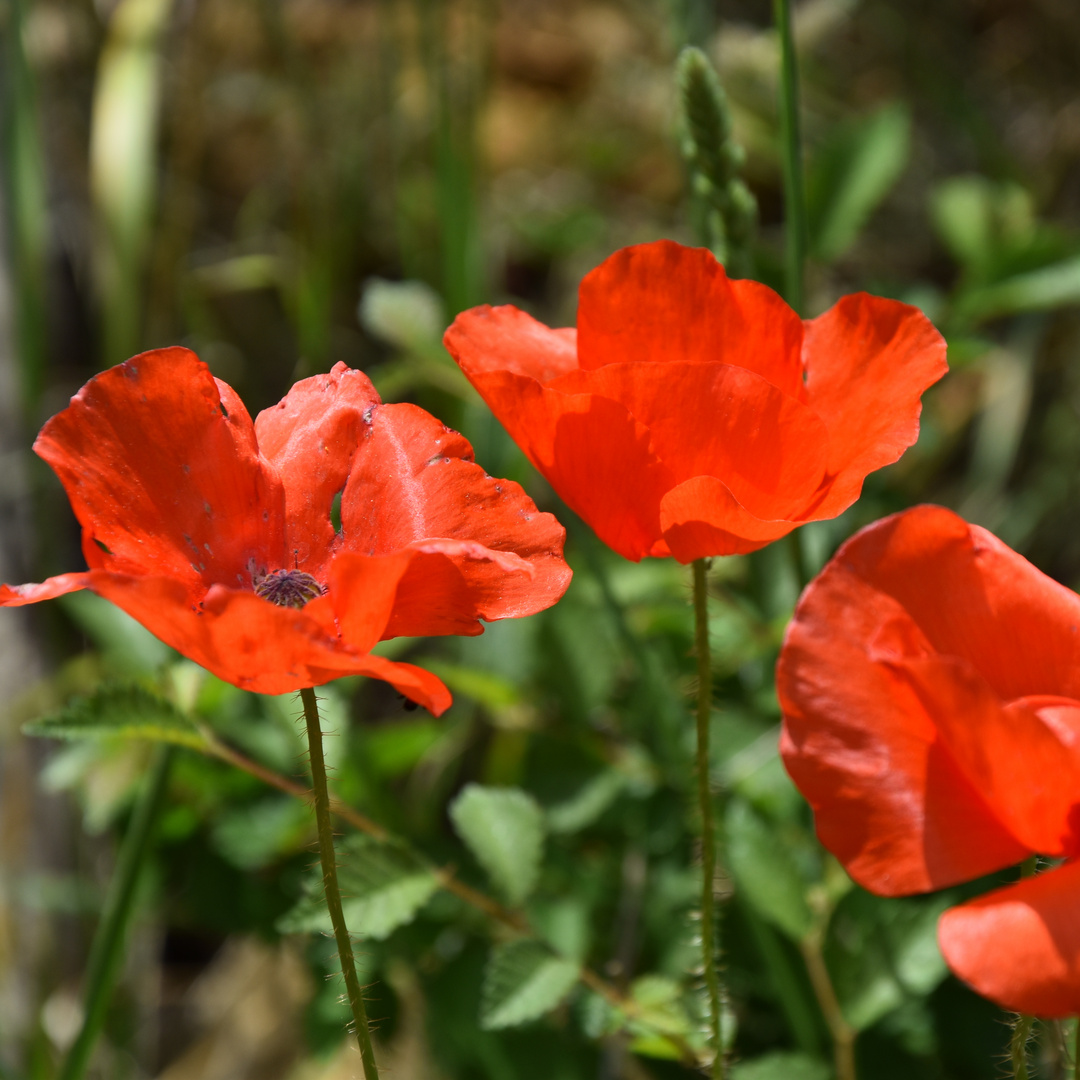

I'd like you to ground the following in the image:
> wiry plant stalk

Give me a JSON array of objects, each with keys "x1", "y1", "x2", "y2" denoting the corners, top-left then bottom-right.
[
  {"x1": 693, "y1": 559, "x2": 726, "y2": 1078},
  {"x1": 300, "y1": 687, "x2": 380, "y2": 1080}
]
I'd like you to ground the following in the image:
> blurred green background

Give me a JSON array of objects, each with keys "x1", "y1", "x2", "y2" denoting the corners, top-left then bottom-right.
[{"x1": 2, "y1": 0, "x2": 1080, "y2": 1078}]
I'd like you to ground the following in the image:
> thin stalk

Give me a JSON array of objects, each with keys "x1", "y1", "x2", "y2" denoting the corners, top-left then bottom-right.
[
  {"x1": 773, "y1": 0, "x2": 807, "y2": 316},
  {"x1": 693, "y1": 559, "x2": 725, "y2": 1077},
  {"x1": 300, "y1": 687, "x2": 379, "y2": 1080},
  {"x1": 800, "y1": 930, "x2": 855, "y2": 1080},
  {"x1": 58, "y1": 745, "x2": 173, "y2": 1080},
  {"x1": 1010, "y1": 1013, "x2": 1034, "y2": 1080},
  {"x1": 1073, "y1": 1017, "x2": 1079, "y2": 1080}
]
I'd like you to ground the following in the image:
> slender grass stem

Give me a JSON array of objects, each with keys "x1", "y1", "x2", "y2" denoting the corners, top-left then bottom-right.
[
  {"x1": 773, "y1": 0, "x2": 807, "y2": 316},
  {"x1": 1073, "y1": 1016, "x2": 1079, "y2": 1079},
  {"x1": 300, "y1": 687, "x2": 380, "y2": 1080},
  {"x1": 693, "y1": 558, "x2": 725, "y2": 1078},
  {"x1": 58, "y1": 745, "x2": 173, "y2": 1080}
]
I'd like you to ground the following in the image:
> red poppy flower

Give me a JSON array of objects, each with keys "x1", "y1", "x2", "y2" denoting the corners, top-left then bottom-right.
[
  {"x1": 777, "y1": 504, "x2": 1080, "y2": 1016},
  {"x1": 443, "y1": 240, "x2": 947, "y2": 563},
  {"x1": 1, "y1": 349, "x2": 572, "y2": 712}
]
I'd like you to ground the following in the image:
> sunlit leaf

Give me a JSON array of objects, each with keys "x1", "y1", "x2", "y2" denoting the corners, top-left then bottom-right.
[
  {"x1": 479, "y1": 940, "x2": 579, "y2": 1030},
  {"x1": 449, "y1": 783, "x2": 544, "y2": 906}
]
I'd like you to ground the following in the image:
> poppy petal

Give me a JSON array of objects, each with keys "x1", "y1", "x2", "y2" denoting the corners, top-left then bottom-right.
[
  {"x1": 576, "y1": 241, "x2": 806, "y2": 400},
  {"x1": 550, "y1": 362, "x2": 829, "y2": 520},
  {"x1": 340, "y1": 401, "x2": 572, "y2": 611},
  {"x1": 778, "y1": 545, "x2": 1029, "y2": 894},
  {"x1": 446, "y1": 308, "x2": 675, "y2": 560},
  {"x1": 659, "y1": 477, "x2": 795, "y2": 562},
  {"x1": 0, "y1": 572, "x2": 92, "y2": 606},
  {"x1": 444, "y1": 304, "x2": 580, "y2": 385},
  {"x1": 938, "y1": 860, "x2": 1080, "y2": 1017},
  {"x1": 254, "y1": 363, "x2": 382, "y2": 580},
  {"x1": 889, "y1": 656, "x2": 1080, "y2": 857},
  {"x1": 828, "y1": 505, "x2": 1080, "y2": 702},
  {"x1": 85, "y1": 570, "x2": 449, "y2": 711},
  {"x1": 34, "y1": 347, "x2": 284, "y2": 592},
  {"x1": 804, "y1": 294, "x2": 947, "y2": 519}
]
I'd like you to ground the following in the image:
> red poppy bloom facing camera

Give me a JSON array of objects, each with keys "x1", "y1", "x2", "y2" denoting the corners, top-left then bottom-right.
[
  {"x1": 1, "y1": 349, "x2": 572, "y2": 712},
  {"x1": 444, "y1": 240, "x2": 947, "y2": 563},
  {"x1": 778, "y1": 505, "x2": 1080, "y2": 1016}
]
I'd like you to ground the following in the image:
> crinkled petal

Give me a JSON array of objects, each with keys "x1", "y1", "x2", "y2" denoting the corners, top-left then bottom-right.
[
  {"x1": 576, "y1": 240, "x2": 806, "y2": 400},
  {"x1": 254, "y1": 362, "x2": 381, "y2": 580},
  {"x1": 1, "y1": 572, "x2": 92, "y2": 606},
  {"x1": 830, "y1": 505, "x2": 1080, "y2": 702},
  {"x1": 939, "y1": 860, "x2": 1080, "y2": 1017},
  {"x1": 778, "y1": 540, "x2": 1029, "y2": 895},
  {"x1": 551, "y1": 361, "x2": 828, "y2": 520},
  {"x1": 34, "y1": 347, "x2": 284, "y2": 591},
  {"x1": 339, "y1": 402, "x2": 572, "y2": 611},
  {"x1": 85, "y1": 570, "x2": 449, "y2": 711},
  {"x1": 889, "y1": 656, "x2": 1080, "y2": 857},
  {"x1": 804, "y1": 294, "x2": 947, "y2": 519},
  {"x1": 659, "y1": 477, "x2": 795, "y2": 562}
]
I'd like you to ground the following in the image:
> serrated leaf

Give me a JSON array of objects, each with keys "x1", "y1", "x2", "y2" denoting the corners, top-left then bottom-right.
[
  {"x1": 732, "y1": 1051, "x2": 831, "y2": 1080},
  {"x1": 726, "y1": 798, "x2": 812, "y2": 941},
  {"x1": 480, "y1": 940, "x2": 579, "y2": 1030},
  {"x1": 449, "y1": 784, "x2": 544, "y2": 906},
  {"x1": 809, "y1": 102, "x2": 911, "y2": 263},
  {"x1": 277, "y1": 834, "x2": 438, "y2": 940},
  {"x1": 24, "y1": 684, "x2": 204, "y2": 750}
]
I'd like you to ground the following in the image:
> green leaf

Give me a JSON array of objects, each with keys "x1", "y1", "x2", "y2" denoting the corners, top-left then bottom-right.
[
  {"x1": 277, "y1": 833, "x2": 438, "y2": 940},
  {"x1": 449, "y1": 784, "x2": 544, "y2": 906},
  {"x1": 955, "y1": 255, "x2": 1080, "y2": 320},
  {"x1": 809, "y1": 102, "x2": 911, "y2": 263},
  {"x1": 732, "y1": 1051, "x2": 831, "y2": 1080},
  {"x1": 423, "y1": 661, "x2": 521, "y2": 711},
  {"x1": 480, "y1": 940, "x2": 579, "y2": 1030},
  {"x1": 23, "y1": 684, "x2": 205, "y2": 750},
  {"x1": 725, "y1": 798, "x2": 812, "y2": 941},
  {"x1": 211, "y1": 797, "x2": 311, "y2": 871},
  {"x1": 545, "y1": 769, "x2": 624, "y2": 834},
  {"x1": 826, "y1": 890, "x2": 951, "y2": 1031}
]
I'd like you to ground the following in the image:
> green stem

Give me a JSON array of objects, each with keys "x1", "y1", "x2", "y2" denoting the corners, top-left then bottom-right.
[
  {"x1": 800, "y1": 929, "x2": 856, "y2": 1080},
  {"x1": 693, "y1": 559, "x2": 725, "y2": 1078},
  {"x1": 58, "y1": 744, "x2": 173, "y2": 1080},
  {"x1": 1010, "y1": 1013, "x2": 1034, "y2": 1080},
  {"x1": 773, "y1": 0, "x2": 807, "y2": 316},
  {"x1": 1073, "y1": 1016, "x2": 1079, "y2": 1079},
  {"x1": 300, "y1": 686, "x2": 380, "y2": 1080}
]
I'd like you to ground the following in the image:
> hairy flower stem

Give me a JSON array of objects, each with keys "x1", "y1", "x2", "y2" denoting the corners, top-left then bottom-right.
[
  {"x1": 693, "y1": 558, "x2": 726, "y2": 1078},
  {"x1": 1010, "y1": 1014, "x2": 1034, "y2": 1079},
  {"x1": 59, "y1": 745, "x2": 173, "y2": 1080},
  {"x1": 300, "y1": 687, "x2": 380, "y2": 1080},
  {"x1": 773, "y1": 0, "x2": 807, "y2": 316}
]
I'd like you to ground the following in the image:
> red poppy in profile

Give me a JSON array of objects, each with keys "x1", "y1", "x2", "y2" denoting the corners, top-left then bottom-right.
[
  {"x1": 444, "y1": 240, "x2": 947, "y2": 563},
  {"x1": 777, "y1": 504, "x2": 1080, "y2": 1016},
  {"x1": 1, "y1": 349, "x2": 572, "y2": 712}
]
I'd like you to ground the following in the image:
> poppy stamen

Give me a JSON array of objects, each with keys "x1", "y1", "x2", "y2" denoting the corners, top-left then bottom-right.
[{"x1": 254, "y1": 568, "x2": 324, "y2": 608}]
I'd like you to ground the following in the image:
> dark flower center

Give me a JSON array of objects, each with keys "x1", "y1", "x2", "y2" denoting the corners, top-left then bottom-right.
[{"x1": 253, "y1": 569, "x2": 324, "y2": 608}]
